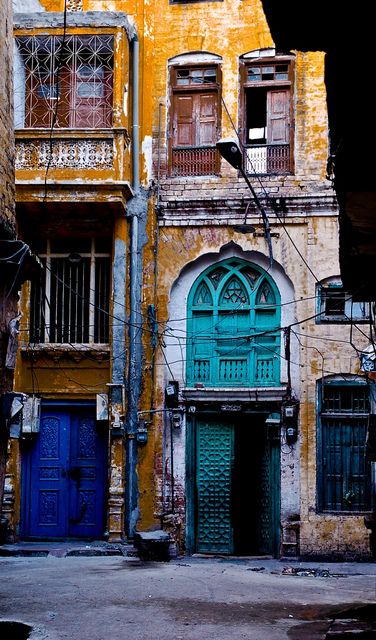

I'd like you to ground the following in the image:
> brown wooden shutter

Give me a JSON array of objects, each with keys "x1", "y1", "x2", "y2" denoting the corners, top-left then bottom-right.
[
  {"x1": 173, "y1": 94, "x2": 195, "y2": 147},
  {"x1": 72, "y1": 66, "x2": 113, "y2": 128},
  {"x1": 196, "y1": 92, "x2": 218, "y2": 146},
  {"x1": 267, "y1": 89, "x2": 289, "y2": 145}
]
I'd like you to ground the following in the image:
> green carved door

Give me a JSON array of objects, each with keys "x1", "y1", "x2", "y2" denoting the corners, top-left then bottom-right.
[
  {"x1": 257, "y1": 425, "x2": 280, "y2": 556},
  {"x1": 196, "y1": 418, "x2": 234, "y2": 554}
]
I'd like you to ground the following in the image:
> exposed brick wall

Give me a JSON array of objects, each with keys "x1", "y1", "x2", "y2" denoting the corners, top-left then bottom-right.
[
  {"x1": 0, "y1": 0, "x2": 16, "y2": 519},
  {"x1": 0, "y1": 0, "x2": 15, "y2": 238}
]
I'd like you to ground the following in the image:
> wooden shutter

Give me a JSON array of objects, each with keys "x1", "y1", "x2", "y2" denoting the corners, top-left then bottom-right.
[
  {"x1": 72, "y1": 65, "x2": 113, "y2": 128},
  {"x1": 267, "y1": 89, "x2": 289, "y2": 145},
  {"x1": 173, "y1": 94, "x2": 195, "y2": 147},
  {"x1": 173, "y1": 92, "x2": 218, "y2": 147},
  {"x1": 196, "y1": 92, "x2": 218, "y2": 146}
]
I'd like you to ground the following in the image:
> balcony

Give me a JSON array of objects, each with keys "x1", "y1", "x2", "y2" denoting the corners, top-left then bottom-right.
[
  {"x1": 244, "y1": 143, "x2": 291, "y2": 175},
  {"x1": 171, "y1": 145, "x2": 220, "y2": 177},
  {"x1": 14, "y1": 28, "x2": 132, "y2": 205},
  {"x1": 15, "y1": 128, "x2": 129, "y2": 184}
]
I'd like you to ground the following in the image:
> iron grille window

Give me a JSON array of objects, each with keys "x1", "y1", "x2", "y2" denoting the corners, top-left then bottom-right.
[
  {"x1": 30, "y1": 239, "x2": 111, "y2": 344},
  {"x1": 318, "y1": 383, "x2": 372, "y2": 512},
  {"x1": 242, "y1": 57, "x2": 293, "y2": 175},
  {"x1": 15, "y1": 34, "x2": 114, "y2": 129}
]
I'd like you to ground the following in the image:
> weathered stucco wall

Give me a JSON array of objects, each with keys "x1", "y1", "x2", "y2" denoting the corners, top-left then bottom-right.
[{"x1": 7, "y1": 0, "x2": 373, "y2": 558}]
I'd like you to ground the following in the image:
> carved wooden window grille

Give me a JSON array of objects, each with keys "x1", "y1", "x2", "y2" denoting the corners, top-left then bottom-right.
[
  {"x1": 15, "y1": 34, "x2": 114, "y2": 129},
  {"x1": 187, "y1": 258, "x2": 281, "y2": 387},
  {"x1": 30, "y1": 238, "x2": 111, "y2": 344}
]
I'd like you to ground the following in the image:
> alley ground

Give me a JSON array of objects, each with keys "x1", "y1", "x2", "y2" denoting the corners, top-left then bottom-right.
[{"x1": 0, "y1": 553, "x2": 376, "y2": 640}]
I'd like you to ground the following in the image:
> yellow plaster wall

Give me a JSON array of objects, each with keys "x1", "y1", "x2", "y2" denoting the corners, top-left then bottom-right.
[{"x1": 12, "y1": 0, "x2": 371, "y2": 558}]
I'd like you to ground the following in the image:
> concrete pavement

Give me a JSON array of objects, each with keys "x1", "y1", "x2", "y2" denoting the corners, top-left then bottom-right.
[{"x1": 0, "y1": 555, "x2": 375, "y2": 639}]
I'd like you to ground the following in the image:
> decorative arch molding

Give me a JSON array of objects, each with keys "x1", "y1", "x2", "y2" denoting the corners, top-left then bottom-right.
[
  {"x1": 240, "y1": 48, "x2": 295, "y2": 60},
  {"x1": 165, "y1": 242, "x2": 298, "y2": 390},
  {"x1": 168, "y1": 51, "x2": 222, "y2": 65}
]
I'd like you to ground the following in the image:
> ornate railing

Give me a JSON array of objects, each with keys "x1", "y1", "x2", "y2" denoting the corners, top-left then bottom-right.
[
  {"x1": 15, "y1": 137, "x2": 114, "y2": 171},
  {"x1": 244, "y1": 144, "x2": 291, "y2": 175},
  {"x1": 192, "y1": 355, "x2": 277, "y2": 386},
  {"x1": 171, "y1": 145, "x2": 220, "y2": 177}
]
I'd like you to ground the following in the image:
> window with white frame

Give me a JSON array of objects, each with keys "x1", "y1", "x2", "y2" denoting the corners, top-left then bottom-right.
[
  {"x1": 316, "y1": 277, "x2": 370, "y2": 323},
  {"x1": 30, "y1": 238, "x2": 111, "y2": 344}
]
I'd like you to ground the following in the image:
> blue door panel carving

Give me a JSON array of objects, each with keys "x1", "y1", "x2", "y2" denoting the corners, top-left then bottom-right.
[
  {"x1": 30, "y1": 413, "x2": 68, "y2": 537},
  {"x1": 26, "y1": 406, "x2": 107, "y2": 539}
]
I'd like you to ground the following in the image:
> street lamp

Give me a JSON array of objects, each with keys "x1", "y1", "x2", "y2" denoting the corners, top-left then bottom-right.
[{"x1": 216, "y1": 138, "x2": 273, "y2": 265}]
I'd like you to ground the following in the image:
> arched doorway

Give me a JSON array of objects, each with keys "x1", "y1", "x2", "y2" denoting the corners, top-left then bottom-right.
[{"x1": 186, "y1": 258, "x2": 282, "y2": 556}]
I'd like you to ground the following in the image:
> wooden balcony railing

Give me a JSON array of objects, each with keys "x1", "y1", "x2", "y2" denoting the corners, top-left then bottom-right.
[
  {"x1": 171, "y1": 145, "x2": 220, "y2": 177},
  {"x1": 244, "y1": 144, "x2": 291, "y2": 175}
]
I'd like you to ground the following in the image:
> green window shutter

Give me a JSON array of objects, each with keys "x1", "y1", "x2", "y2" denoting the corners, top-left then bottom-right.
[
  {"x1": 187, "y1": 259, "x2": 281, "y2": 387},
  {"x1": 318, "y1": 383, "x2": 372, "y2": 512}
]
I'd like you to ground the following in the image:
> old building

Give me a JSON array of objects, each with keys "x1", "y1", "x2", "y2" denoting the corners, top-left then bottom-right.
[
  {"x1": 2, "y1": 0, "x2": 374, "y2": 560},
  {"x1": 0, "y1": 0, "x2": 37, "y2": 520}
]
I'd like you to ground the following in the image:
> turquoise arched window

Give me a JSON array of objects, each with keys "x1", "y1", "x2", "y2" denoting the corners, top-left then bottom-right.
[{"x1": 187, "y1": 258, "x2": 281, "y2": 386}]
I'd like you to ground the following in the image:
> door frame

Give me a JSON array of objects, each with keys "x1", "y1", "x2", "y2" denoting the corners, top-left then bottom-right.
[
  {"x1": 186, "y1": 409, "x2": 281, "y2": 557},
  {"x1": 20, "y1": 400, "x2": 107, "y2": 540}
]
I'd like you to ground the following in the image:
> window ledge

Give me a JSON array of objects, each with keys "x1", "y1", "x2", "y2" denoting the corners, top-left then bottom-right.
[
  {"x1": 20, "y1": 343, "x2": 110, "y2": 363},
  {"x1": 183, "y1": 386, "x2": 287, "y2": 403},
  {"x1": 15, "y1": 128, "x2": 129, "y2": 139}
]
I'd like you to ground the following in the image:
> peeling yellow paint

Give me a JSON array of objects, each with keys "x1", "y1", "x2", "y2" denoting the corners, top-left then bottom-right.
[{"x1": 7, "y1": 0, "x2": 371, "y2": 559}]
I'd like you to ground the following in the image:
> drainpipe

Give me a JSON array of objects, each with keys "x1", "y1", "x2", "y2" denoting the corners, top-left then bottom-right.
[{"x1": 126, "y1": 32, "x2": 141, "y2": 538}]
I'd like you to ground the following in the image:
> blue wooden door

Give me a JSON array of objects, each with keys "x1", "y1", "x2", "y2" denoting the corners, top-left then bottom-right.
[{"x1": 26, "y1": 406, "x2": 107, "y2": 539}]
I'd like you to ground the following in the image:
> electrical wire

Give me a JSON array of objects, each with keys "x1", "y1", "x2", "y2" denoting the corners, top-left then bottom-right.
[
  {"x1": 220, "y1": 92, "x2": 322, "y2": 283},
  {"x1": 43, "y1": 0, "x2": 68, "y2": 202}
]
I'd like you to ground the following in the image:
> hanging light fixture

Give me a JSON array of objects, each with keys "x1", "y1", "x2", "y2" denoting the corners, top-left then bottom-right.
[{"x1": 233, "y1": 201, "x2": 256, "y2": 234}]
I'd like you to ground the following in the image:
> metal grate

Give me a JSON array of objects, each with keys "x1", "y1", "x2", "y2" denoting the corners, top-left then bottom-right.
[
  {"x1": 171, "y1": 146, "x2": 220, "y2": 176},
  {"x1": 30, "y1": 240, "x2": 110, "y2": 344},
  {"x1": 15, "y1": 34, "x2": 114, "y2": 129}
]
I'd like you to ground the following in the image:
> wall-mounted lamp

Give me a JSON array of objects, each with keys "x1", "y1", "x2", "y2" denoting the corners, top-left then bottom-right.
[{"x1": 233, "y1": 201, "x2": 256, "y2": 235}]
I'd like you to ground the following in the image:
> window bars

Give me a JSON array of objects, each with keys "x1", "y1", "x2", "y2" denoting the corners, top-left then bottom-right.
[{"x1": 15, "y1": 35, "x2": 114, "y2": 129}]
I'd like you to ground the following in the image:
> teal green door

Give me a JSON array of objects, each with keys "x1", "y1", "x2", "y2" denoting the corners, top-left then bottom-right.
[
  {"x1": 195, "y1": 416, "x2": 280, "y2": 556},
  {"x1": 196, "y1": 418, "x2": 234, "y2": 554}
]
